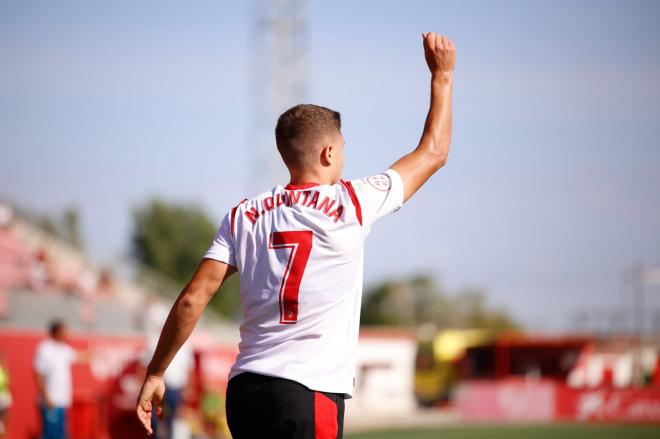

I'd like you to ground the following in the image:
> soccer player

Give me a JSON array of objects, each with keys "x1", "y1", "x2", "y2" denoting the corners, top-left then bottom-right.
[{"x1": 137, "y1": 32, "x2": 455, "y2": 438}]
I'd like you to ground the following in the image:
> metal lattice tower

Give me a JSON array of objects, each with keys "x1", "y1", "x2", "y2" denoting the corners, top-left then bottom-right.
[{"x1": 249, "y1": 0, "x2": 310, "y2": 194}]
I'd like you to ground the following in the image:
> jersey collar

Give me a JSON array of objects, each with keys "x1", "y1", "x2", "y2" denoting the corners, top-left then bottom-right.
[{"x1": 284, "y1": 182, "x2": 320, "y2": 190}]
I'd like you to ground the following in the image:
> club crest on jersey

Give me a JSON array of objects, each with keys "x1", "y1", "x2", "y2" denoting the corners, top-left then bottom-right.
[
  {"x1": 366, "y1": 174, "x2": 391, "y2": 191},
  {"x1": 244, "y1": 190, "x2": 345, "y2": 225}
]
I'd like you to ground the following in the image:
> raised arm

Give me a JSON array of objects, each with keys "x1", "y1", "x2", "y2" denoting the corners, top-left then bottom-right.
[
  {"x1": 390, "y1": 32, "x2": 456, "y2": 202},
  {"x1": 136, "y1": 258, "x2": 235, "y2": 435}
]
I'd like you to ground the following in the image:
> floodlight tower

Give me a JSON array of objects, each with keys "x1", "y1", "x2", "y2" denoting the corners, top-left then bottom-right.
[{"x1": 249, "y1": 0, "x2": 310, "y2": 193}]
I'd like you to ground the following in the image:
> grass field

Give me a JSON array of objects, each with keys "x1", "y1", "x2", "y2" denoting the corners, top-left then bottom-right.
[{"x1": 345, "y1": 424, "x2": 660, "y2": 439}]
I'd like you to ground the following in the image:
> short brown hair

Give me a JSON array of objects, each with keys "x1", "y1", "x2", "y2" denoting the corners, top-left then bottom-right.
[{"x1": 275, "y1": 104, "x2": 341, "y2": 168}]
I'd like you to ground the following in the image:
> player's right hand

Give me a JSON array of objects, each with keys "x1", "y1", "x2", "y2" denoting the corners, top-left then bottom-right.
[
  {"x1": 422, "y1": 32, "x2": 456, "y2": 75},
  {"x1": 136, "y1": 374, "x2": 165, "y2": 435},
  {"x1": 44, "y1": 395, "x2": 55, "y2": 410}
]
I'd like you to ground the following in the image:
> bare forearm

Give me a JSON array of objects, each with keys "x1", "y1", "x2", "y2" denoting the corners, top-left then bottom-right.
[
  {"x1": 146, "y1": 285, "x2": 209, "y2": 376},
  {"x1": 418, "y1": 73, "x2": 453, "y2": 162},
  {"x1": 391, "y1": 72, "x2": 454, "y2": 201},
  {"x1": 136, "y1": 260, "x2": 231, "y2": 435},
  {"x1": 145, "y1": 260, "x2": 232, "y2": 376}
]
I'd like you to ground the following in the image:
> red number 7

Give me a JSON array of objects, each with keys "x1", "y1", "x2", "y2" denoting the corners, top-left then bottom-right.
[{"x1": 268, "y1": 230, "x2": 313, "y2": 324}]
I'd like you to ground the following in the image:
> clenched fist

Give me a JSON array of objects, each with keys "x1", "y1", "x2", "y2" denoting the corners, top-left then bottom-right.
[{"x1": 422, "y1": 32, "x2": 456, "y2": 75}]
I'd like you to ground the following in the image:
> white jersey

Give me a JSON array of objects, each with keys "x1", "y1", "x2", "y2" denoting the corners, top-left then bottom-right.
[
  {"x1": 204, "y1": 169, "x2": 404, "y2": 396},
  {"x1": 33, "y1": 338, "x2": 76, "y2": 407}
]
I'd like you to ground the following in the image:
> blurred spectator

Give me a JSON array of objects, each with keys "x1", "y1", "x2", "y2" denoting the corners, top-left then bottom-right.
[
  {"x1": 29, "y1": 249, "x2": 53, "y2": 292},
  {"x1": 0, "y1": 204, "x2": 28, "y2": 304},
  {"x1": 96, "y1": 270, "x2": 114, "y2": 297},
  {"x1": 33, "y1": 320, "x2": 86, "y2": 439},
  {"x1": 77, "y1": 268, "x2": 98, "y2": 325},
  {"x1": 77, "y1": 268, "x2": 96, "y2": 296},
  {"x1": 0, "y1": 355, "x2": 11, "y2": 438},
  {"x1": 0, "y1": 288, "x2": 7, "y2": 320},
  {"x1": 0, "y1": 204, "x2": 12, "y2": 229},
  {"x1": 200, "y1": 387, "x2": 229, "y2": 438}
]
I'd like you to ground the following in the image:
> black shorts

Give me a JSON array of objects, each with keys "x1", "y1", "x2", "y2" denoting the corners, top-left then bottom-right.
[{"x1": 226, "y1": 372, "x2": 345, "y2": 439}]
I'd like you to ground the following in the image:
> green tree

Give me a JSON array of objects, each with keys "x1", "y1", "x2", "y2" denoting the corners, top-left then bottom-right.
[
  {"x1": 34, "y1": 207, "x2": 83, "y2": 249},
  {"x1": 37, "y1": 216, "x2": 58, "y2": 236},
  {"x1": 361, "y1": 275, "x2": 518, "y2": 332},
  {"x1": 131, "y1": 199, "x2": 241, "y2": 319},
  {"x1": 454, "y1": 287, "x2": 518, "y2": 332},
  {"x1": 63, "y1": 208, "x2": 82, "y2": 249},
  {"x1": 132, "y1": 200, "x2": 216, "y2": 283}
]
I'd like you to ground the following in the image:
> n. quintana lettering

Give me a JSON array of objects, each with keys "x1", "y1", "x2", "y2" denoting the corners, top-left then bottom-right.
[{"x1": 244, "y1": 190, "x2": 344, "y2": 225}]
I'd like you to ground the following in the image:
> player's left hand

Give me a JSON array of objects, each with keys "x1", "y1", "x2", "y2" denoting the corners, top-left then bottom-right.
[
  {"x1": 422, "y1": 32, "x2": 456, "y2": 76},
  {"x1": 136, "y1": 374, "x2": 165, "y2": 435}
]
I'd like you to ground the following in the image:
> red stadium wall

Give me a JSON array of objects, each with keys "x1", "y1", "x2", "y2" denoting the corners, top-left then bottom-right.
[
  {"x1": 0, "y1": 329, "x2": 237, "y2": 439},
  {"x1": 555, "y1": 386, "x2": 660, "y2": 423},
  {"x1": 0, "y1": 329, "x2": 145, "y2": 439},
  {"x1": 455, "y1": 379, "x2": 660, "y2": 424}
]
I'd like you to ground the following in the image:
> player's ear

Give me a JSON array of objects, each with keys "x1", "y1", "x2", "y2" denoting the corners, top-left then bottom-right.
[{"x1": 320, "y1": 144, "x2": 333, "y2": 167}]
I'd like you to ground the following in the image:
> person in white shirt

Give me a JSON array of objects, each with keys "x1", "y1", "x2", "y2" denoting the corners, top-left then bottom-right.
[
  {"x1": 34, "y1": 321, "x2": 80, "y2": 439},
  {"x1": 137, "y1": 32, "x2": 456, "y2": 438}
]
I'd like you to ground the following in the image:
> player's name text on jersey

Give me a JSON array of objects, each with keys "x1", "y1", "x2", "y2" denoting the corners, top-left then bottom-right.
[{"x1": 245, "y1": 190, "x2": 345, "y2": 225}]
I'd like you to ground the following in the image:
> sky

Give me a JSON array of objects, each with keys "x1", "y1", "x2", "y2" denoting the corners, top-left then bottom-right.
[{"x1": 1, "y1": 0, "x2": 659, "y2": 331}]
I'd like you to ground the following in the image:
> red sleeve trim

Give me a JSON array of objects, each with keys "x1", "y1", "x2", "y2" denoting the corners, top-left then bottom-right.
[
  {"x1": 230, "y1": 199, "x2": 248, "y2": 237},
  {"x1": 340, "y1": 180, "x2": 363, "y2": 226}
]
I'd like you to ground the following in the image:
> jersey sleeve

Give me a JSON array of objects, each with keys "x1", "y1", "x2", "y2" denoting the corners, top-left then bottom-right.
[
  {"x1": 348, "y1": 168, "x2": 404, "y2": 229},
  {"x1": 202, "y1": 211, "x2": 236, "y2": 267},
  {"x1": 33, "y1": 344, "x2": 47, "y2": 374}
]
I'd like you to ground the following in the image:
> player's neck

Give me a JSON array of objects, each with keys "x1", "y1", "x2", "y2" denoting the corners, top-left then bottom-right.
[{"x1": 288, "y1": 170, "x2": 338, "y2": 187}]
